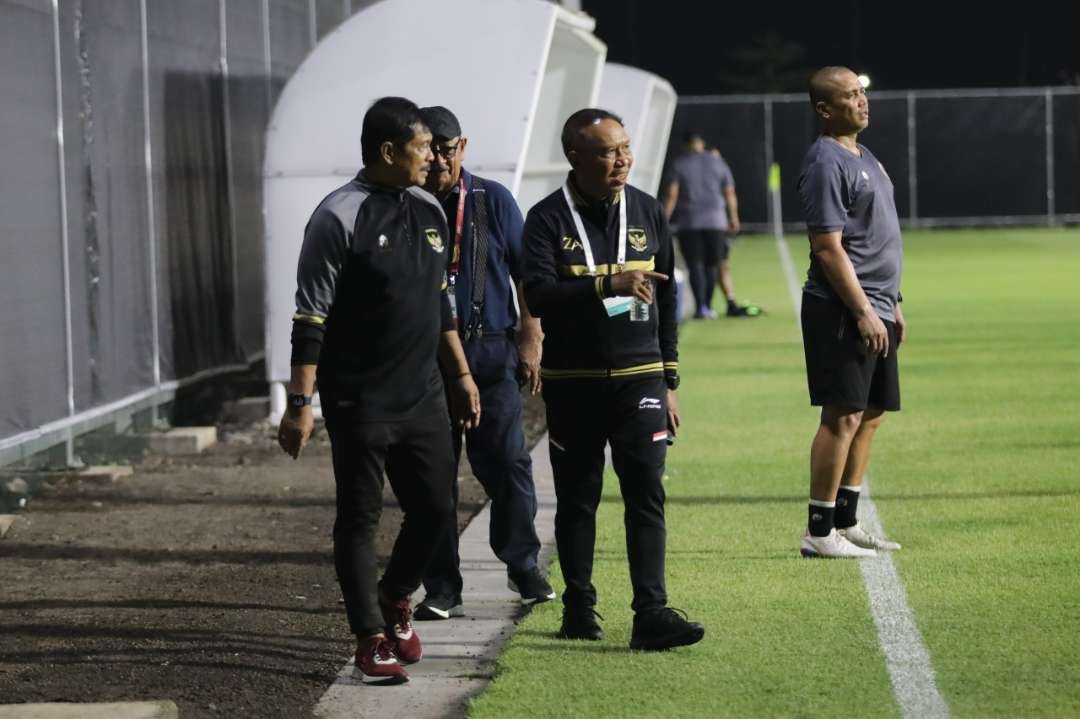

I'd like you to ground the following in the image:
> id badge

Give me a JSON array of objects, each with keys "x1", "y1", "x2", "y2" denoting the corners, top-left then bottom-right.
[{"x1": 602, "y1": 296, "x2": 632, "y2": 318}]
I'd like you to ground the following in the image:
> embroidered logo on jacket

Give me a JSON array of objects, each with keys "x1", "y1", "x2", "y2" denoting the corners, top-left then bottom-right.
[
  {"x1": 425, "y1": 228, "x2": 445, "y2": 252},
  {"x1": 561, "y1": 235, "x2": 583, "y2": 252},
  {"x1": 628, "y1": 227, "x2": 648, "y2": 252}
]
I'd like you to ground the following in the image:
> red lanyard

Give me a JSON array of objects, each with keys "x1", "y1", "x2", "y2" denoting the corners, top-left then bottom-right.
[{"x1": 448, "y1": 176, "x2": 467, "y2": 282}]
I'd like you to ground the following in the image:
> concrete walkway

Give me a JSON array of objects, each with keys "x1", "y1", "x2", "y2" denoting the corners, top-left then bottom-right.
[{"x1": 313, "y1": 437, "x2": 557, "y2": 719}]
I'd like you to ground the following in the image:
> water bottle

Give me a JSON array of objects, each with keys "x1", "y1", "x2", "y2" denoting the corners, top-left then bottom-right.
[{"x1": 630, "y1": 280, "x2": 652, "y2": 322}]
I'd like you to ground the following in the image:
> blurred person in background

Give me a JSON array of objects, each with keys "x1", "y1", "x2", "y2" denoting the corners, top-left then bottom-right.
[{"x1": 663, "y1": 132, "x2": 760, "y2": 318}]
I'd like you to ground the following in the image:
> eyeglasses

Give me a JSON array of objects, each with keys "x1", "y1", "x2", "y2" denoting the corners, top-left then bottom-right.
[{"x1": 432, "y1": 139, "x2": 462, "y2": 160}]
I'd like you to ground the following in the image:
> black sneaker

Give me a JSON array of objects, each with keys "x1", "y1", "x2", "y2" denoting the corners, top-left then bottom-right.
[
  {"x1": 507, "y1": 567, "x2": 556, "y2": 605},
  {"x1": 558, "y1": 606, "x2": 604, "y2": 641},
  {"x1": 630, "y1": 607, "x2": 705, "y2": 651},
  {"x1": 414, "y1": 593, "x2": 464, "y2": 621},
  {"x1": 727, "y1": 300, "x2": 763, "y2": 317}
]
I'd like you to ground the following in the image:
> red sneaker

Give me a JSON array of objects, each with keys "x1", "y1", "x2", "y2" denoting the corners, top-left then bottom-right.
[
  {"x1": 380, "y1": 592, "x2": 422, "y2": 664},
  {"x1": 352, "y1": 636, "x2": 408, "y2": 684}
]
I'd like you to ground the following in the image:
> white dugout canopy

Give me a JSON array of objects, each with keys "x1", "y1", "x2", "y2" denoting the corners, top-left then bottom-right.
[
  {"x1": 263, "y1": 0, "x2": 607, "y2": 413},
  {"x1": 596, "y1": 62, "x2": 678, "y2": 197}
]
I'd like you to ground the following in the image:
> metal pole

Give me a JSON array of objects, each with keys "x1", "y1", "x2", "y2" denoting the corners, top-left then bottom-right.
[
  {"x1": 139, "y1": 0, "x2": 162, "y2": 426},
  {"x1": 1045, "y1": 89, "x2": 1055, "y2": 224},
  {"x1": 220, "y1": 0, "x2": 242, "y2": 358},
  {"x1": 763, "y1": 98, "x2": 775, "y2": 224},
  {"x1": 51, "y1": 0, "x2": 76, "y2": 465},
  {"x1": 309, "y1": 0, "x2": 317, "y2": 48},
  {"x1": 343, "y1": 0, "x2": 351, "y2": 16},
  {"x1": 907, "y1": 91, "x2": 918, "y2": 227},
  {"x1": 263, "y1": 0, "x2": 272, "y2": 112}
]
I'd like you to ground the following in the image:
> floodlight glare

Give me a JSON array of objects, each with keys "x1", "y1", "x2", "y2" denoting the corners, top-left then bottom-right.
[{"x1": 858, "y1": 74, "x2": 872, "y2": 89}]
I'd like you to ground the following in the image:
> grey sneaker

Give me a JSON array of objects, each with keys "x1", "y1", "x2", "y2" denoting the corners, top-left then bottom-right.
[{"x1": 838, "y1": 522, "x2": 901, "y2": 551}]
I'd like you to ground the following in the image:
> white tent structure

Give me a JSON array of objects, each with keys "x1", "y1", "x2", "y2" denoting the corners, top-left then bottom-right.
[
  {"x1": 263, "y1": 0, "x2": 606, "y2": 417},
  {"x1": 596, "y1": 62, "x2": 677, "y2": 197}
]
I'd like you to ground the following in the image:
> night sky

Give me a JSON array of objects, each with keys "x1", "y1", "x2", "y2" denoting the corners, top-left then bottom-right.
[{"x1": 581, "y1": 1, "x2": 1080, "y2": 95}]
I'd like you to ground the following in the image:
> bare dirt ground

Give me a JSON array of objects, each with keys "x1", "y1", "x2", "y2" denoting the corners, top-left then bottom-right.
[{"x1": 0, "y1": 395, "x2": 545, "y2": 718}]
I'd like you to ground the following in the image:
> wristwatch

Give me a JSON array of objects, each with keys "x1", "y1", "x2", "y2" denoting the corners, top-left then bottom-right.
[
  {"x1": 665, "y1": 375, "x2": 680, "y2": 391},
  {"x1": 287, "y1": 393, "x2": 313, "y2": 409}
]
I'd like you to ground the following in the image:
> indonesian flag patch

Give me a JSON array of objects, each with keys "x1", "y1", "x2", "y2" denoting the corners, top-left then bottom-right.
[{"x1": 652, "y1": 431, "x2": 668, "y2": 443}]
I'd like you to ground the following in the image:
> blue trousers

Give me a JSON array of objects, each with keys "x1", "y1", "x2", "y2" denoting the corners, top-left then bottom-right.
[{"x1": 422, "y1": 332, "x2": 542, "y2": 597}]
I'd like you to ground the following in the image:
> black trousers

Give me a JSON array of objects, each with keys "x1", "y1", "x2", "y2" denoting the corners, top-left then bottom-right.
[
  {"x1": 325, "y1": 404, "x2": 455, "y2": 637},
  {"x1": 423, "y1": 333, "x2": 541, "y2": 597},
  {"x1": 678, "y1": 229, "x2": 728, "y2": 312},
  {"x1": 543, "y1": 375, "x2": 669, "y2": 613}
]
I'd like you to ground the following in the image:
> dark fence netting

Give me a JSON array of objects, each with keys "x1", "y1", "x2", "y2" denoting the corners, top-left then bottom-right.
[
  {"x1": 670, "y1": 89, "x2": 1080, "y2": 228},
  {"x1": 227, "y1": 1, "x2": 273, "y2": 361},
  {"x1": 1053, "y1": 93, "x2": 1080, "y2": 215},
  {"x1": 316, "y1": 0, "x2": 349, "y2": 40},
  {"x1": 916, "y1": 95, "x2": 1047, "y2": 219},
  {"x1": 1, "y1": 0, "x2": 315, "y2": 451},
  {"x1": 60, "y1": 0, "x2": 155, "y2": 412},
  {"x1": 0, "y1": 2, "x2": 69, "y2": 438}
]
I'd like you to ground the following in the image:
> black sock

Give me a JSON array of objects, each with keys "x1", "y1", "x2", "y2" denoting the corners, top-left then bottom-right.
[
  {"x1": 835, "y1": 485, "x2": 861, "y2": 529},
  {"x1": 808, "y1": 501, "x2": 835, "y2": 537}
]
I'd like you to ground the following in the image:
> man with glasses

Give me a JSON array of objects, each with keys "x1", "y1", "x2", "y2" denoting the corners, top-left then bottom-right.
[
  {"x1": 414, "y1": 106, "x2": 554, "y2": 620},
  {"x1": 522, "y1": 108, "x2": 705, "y2": 651}
]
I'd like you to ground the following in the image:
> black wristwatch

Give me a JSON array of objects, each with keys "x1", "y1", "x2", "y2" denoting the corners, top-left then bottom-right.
[
  {"x1": 665, "y1": 375, "x2": 680, "y2": 391},
  {"x1": 287, "y1": 393, "x2": 313, "y2": 410}
]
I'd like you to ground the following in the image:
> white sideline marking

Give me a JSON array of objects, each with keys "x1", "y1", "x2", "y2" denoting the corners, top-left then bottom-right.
[
  {"x1": 859, "y1": 483, "x2": 950, "y2": 718},
  {"x1": 775, "y1": 234, "x2": 949, "y2": 718}
]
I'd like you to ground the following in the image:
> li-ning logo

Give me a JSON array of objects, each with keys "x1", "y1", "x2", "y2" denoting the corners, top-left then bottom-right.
[
  {"x1": 638, "y1": 397, "x2": 662, "y2": 411},
  {"x1": 425, "y1": 228, "x2": 445, "y2": 252}
]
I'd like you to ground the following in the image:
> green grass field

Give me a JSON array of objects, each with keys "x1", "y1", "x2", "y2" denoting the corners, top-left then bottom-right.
[{"x1": 469, "y1": 228, "x2": 1080, "y2": 718}]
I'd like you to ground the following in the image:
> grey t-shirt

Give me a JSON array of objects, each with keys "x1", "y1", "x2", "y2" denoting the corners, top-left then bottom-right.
[
  {"x1": 797, "y1": 136, "x2": 903, "y2": 321},
  {"x1": 667, "y1": 152, "x2": 734, "y2": 230}
]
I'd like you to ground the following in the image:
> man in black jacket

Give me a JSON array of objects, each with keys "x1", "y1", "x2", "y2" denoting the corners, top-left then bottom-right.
[
  {"x1": 523, "y1": 108, "x2": 704, "y2": 651},
  {"x1": 277, "y1": 97, "x2": 480, "y2": 683}
]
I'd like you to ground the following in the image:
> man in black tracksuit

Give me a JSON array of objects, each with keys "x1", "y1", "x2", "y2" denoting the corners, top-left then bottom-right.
[
  {"x1": 523, "y1": 108, "x2": 705, "y2": 651},
  {"x1": 277, "y1": 97, "x2": 480, "y2": 683}
]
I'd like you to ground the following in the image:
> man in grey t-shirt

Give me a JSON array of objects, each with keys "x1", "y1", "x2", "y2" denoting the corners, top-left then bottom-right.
[
  {"x1": 663, "y1": 132, "x2": 759, "y2": 318},
  {"x1": 795, "y1": 66, "x2": 905, "y2": 559}
]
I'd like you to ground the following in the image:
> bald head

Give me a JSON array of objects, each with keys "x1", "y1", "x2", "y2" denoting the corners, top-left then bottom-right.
[{"x1": 808, "y1": 66, "x2": 856, "y2": 106}]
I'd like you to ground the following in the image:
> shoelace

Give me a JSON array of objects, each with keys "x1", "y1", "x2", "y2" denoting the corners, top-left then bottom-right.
[
  {"x1": 394, "y1": 600, "x2": 413, "y2": 632},
  {"x1": 373, "y1": 638, "x2": 398, "y2": 663},
  {"x1": 657, "y1": 607, "x2": 691, "y2": 626}
]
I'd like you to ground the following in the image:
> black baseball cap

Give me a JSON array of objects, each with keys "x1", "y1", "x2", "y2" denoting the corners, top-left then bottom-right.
[{"x1": 420, "y1": 106, "x2": 462, "y2": 141}]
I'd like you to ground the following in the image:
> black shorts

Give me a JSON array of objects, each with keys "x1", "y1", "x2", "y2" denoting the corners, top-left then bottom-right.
[
  {"x1": 678, "y1": 228, "x2": 732, "y2": 263},
  {"x1": 801, "y1": 293, "x2": 900, "y2": 411}
]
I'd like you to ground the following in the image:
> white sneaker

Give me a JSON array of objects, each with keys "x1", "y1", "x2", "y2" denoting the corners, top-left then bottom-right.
[
  {"x1": 838, "y1": 522, "x2": 901, "y2": 551},
  {"x1": 800, "y1": 528, "x2": 877, "y2": 558}
]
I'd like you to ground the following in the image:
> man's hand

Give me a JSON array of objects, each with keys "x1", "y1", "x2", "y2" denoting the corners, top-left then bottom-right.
[
  {"x1": 610, "y1": 270, "x2": 669, "y2": 303},
  {"x1": 855, "y1": 306, "x2": 889, "y2": 357},
  {"x1": 278, "y1": 407, "x2": 314, "y2": 459},
  {"x1": 729, "y1": 217, "x2": 741, "y2": 236},
  {"x1": 518, "y1": 336, "x2": 542, "y2": 395},
  {"x1": 450, "y1": 373, "x2": 482, "y2": 430},
  {"x1": 894, "y1": 302, "x2": 906, "y2": 348},
  {"x1": 666, "y1": 389, "x2": 681, "y2": 436}
]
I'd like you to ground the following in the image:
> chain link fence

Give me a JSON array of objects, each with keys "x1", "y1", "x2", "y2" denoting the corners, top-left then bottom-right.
[{"x1": 669, "y1": 87, "x2": 1080, "y2": 231}]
